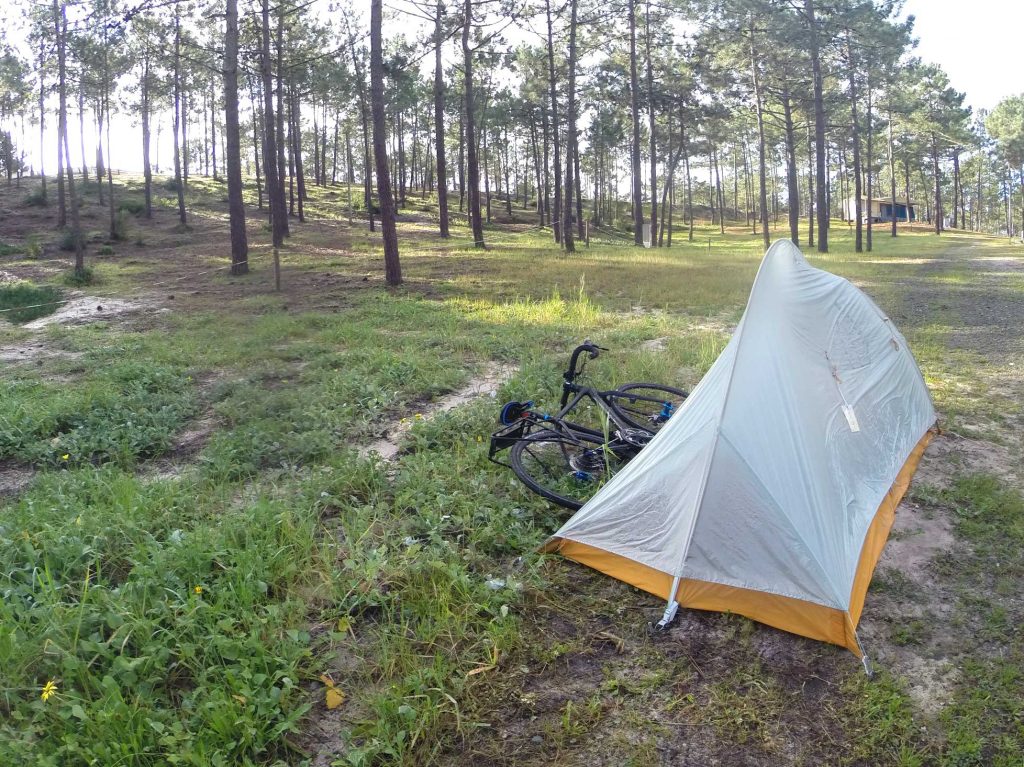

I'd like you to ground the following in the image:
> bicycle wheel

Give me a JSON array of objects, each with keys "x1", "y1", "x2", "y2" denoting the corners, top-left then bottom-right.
[
  {"x1": 509, "y1": 431, "x2": 629, "y2": 510},
  {"x1": 607, "y1": 383, "x2": 688, "y2": 433}
]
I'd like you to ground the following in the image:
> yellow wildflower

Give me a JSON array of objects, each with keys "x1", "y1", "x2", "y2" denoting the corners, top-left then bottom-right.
[
  {"x1": 193, "y1": 585, "x2": 203, "y2": 595},
  {"x1": 61, "y1": 454, "x2": 70, "y2": 461},
  {"x1": 41, "y1": 680, "x2": 58, "y2": 701}
]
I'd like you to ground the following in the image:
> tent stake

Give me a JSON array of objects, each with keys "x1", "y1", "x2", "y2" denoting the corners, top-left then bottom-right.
[
  {"x1": 654, "y1": 576, "x2": 681, "y2": 631},
  {"x1": 855, "y1": 630, "x2": 874, "y2": 678}
]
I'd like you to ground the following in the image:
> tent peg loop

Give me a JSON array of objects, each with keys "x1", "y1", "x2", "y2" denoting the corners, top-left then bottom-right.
[
  {"x1": 861, "y1": 654, "x2": 874, "y2": 679},
  {"x1": 654, "y1": 600, "x2": 679, "y2": 631}
]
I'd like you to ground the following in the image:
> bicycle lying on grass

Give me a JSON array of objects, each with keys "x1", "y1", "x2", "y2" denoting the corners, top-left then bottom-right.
[{"x1": 489, "y1": 341, "x2": 688, "y2": 510}]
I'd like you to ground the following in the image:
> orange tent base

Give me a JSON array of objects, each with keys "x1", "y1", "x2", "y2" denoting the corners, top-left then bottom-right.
[{"x1": 542, "y1": 427, "x2": 936, "y2": 656}]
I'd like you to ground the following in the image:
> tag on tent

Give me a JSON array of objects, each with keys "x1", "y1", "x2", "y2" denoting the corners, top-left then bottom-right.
[{"x1": 842, "y1": 404, "x2": 861, "y2": 433}]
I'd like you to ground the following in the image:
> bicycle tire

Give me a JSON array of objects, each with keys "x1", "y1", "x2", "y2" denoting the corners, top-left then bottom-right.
[
  {"x1": 509, "y1": 431, "x2": 629, "y2": 510},
  {"x1": 607, "y1": 383, "x2": 688, "y2": 432}
]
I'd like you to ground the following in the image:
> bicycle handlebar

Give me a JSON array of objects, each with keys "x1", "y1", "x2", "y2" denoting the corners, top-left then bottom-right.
[{"x1": 561, "y1": 340, "x2": 609, "y2": 406}]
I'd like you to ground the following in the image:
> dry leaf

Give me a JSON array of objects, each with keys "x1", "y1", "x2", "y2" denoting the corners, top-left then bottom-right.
[
  {"x1": 325, "y1": 686, "x2": 345, "y2": 709},
  {"x1": 320, "y1": 674, "x2": 346, "y2": 710}
]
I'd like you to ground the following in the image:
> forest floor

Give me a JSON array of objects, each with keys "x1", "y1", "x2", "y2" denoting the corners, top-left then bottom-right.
[{"x1": 1, "y1": 175, "x2": 1022, "y2": 766}]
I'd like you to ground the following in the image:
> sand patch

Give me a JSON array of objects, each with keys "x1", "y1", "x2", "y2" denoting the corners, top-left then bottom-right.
[
  {"x1": 21, "y1": 296, "x2": 153, "y2": 329},
  {"x1": 359, "y1": 362, "x2": 516, "y2": 460},
  {"x1": 0, "y1": 461, "x2": 36, "y2": 499}
]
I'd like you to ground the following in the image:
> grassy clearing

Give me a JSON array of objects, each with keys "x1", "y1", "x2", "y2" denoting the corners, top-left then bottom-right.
[{"x1": 1, "y1": 177, "x2": 1022, "y2": 765}]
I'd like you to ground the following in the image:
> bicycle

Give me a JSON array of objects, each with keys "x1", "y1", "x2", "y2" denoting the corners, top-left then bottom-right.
[{"x1": 489, "y1": 340, "x2": 687, "y2": 510}]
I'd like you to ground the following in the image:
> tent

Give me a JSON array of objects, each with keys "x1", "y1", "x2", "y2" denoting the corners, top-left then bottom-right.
[{"x1": 542, "y1": 240, "x2": 937, "y2": 658}]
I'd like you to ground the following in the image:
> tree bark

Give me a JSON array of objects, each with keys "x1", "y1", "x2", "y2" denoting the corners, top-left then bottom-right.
[
  {"x1": 261, "y1": 0, "x2": 286, "y2": 247},
  {"x1": 865, "y1": 74, "x2": 873, "y2": 250},
  {"x1": 55, "y1": 0, "x2": 83, "y2": 272},
  {"x1": 749, "y1": 27, "x2": 769, "y2": 249},
  {"x1": 434, "y1": 0, "x2": 450, "y2": 237},
  {"x1": 645, "y1": 0, "x2": 657, "y2": 245},
  {"x1": 38, "y1": 40, "x2": 47, "y2": 201},
  {"x1": 562, "y1": 0, "x2": 579, "y2": 253},
  {"x1": 782, "y1": 87, "x2": 800, "y2": 244},
  {"x1": 629, "y1": 0, "x2": 644, "y2": 245},
  {"x1": 371, "y1": 0, "x2": 401, "y2": 284},
  {"x1": 545, "y1": 0, "x2": 562, "y2": 243},
  {"x1": 275, "y1": 6, "x2": 289, "y2": 234},
  {"x1": 462, "y1": 0, "x2": 485, "y2": 246},
  {"x1": 845, "y1": 32, "x2": 863, "y2": 252},
  {"x1": 804, "y1": 0, "x2": 828, "y2": 252},
  {"x1": 173, "y1": 9, "x2": 187, "y2": 224},
  {"x1": 224, "y1": 0, "x2": 248, "y2": 274},
  {"x1": 888, "y1": 102, "x2": 897, "y2": 236},
  {"x1": 932, "y1": 134, "x2": 943, "y2": 234},
  {"x1": 141, "y1": 54, "x2": 153, "y2": 218}
]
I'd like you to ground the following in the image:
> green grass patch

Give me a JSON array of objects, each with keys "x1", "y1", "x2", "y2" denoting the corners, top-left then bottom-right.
[
  {"x1": 0, "y1": 360, "x2": 196, "y2": 468},
  {"x1": 0, "y1": 282, "x2": 63, "y2": 324}
]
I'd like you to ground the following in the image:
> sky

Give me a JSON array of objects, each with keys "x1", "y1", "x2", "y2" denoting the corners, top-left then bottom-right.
[
  {"x1": 902, "y1": 0, "x2": 1024, "y2": 113},
  {"x1": 4, "y1": 0, "x2": 1023, "y2": 174}
]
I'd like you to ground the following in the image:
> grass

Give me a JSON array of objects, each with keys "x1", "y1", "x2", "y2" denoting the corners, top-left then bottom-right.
[
  {"x1": 0, "y1": 175, "x2": 1022, "y2": 765},
  {"x1": 0, "y1": 282, "x2": 63, "y2": 324}
]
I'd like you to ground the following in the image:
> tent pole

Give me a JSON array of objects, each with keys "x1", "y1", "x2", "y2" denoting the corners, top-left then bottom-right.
[{"x1": 654, "y1": 575, "x2": 681, "y2": 630}]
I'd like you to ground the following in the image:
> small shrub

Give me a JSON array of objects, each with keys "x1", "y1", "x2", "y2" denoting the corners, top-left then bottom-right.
[
  {"x1": 163, "y1": 177, "x2": 180, "y2": 191},
  {"x1": 0, "y1": 241, "x2": 22, "y2": 257},
  {"x1": 118, "y1": 197, "x2": 146, "y2": 216},
  {"x1": 112, "y1": 210, "x2": 130, "y2": 241},
  {"x1": 24, "y1": 188, "x2": 48, "y2": 207},
  {"x1": 0, "y1": 282, "x2": 63, "y2": 323},
  {"x1": 24, "y1": 236, "x2": 43, "y2": 259},
  {"x1": 98, "y1": 245, "x2": 115, "y2": 256},
  {"x1": 63, "y1": 266, "x2": 97, "y2": 287},
  {"x1": 58, "y1": 229, "x2": 85, "y2": 252}
]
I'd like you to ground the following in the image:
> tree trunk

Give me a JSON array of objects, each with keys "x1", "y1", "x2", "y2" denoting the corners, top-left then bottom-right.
[
  {"x1": 38, "y1": 40, "x2": 47, "y2": 201},
  {"x1": 249, "y1": 75, "x2": 263, "y2": 210},
  {"x1": 952, "y1": 149, "x2": 961, "y2": 230},
  {"x1": 530, "y1": 113, "x2": 543, "y2": 226},
  {"x1": 434, "y1": 0, "x2": 450, "y2": 237},
  {"x1": 562, "y1": 0, "x2": 579, "y2": 253},
  {"x1": 55, "y1": 0, "x2": 83, "y2": 273},
  {"x1": 261, "y1": 0, "x2": 286, "y2": 247},
  {"x1": 681, "y1": 111, "x2": 693, "y2": 242},
  {"x1": 141, "y1": 54, "x2": 153, "y2": 218},
  {"x1": 78, "y1": 88, "x2": 87, "y2": 182},
  {"x1": 211, "y1": 84, "x2": 219, "y2": 181},
  {"x1": 629, "y1": 0, "x2": 644, "y2": 245},
  {"x1": 804, "y1": 0, "x2": 828, "y2": 252},
  {"x1": 291, "y1": 87, "x2": 305, "y2": 221},
  {"x1": 545, "y1": 0, "x2": 562, "y2": 243},
  {"x1": 846, "y1": 32, "x2": 863, "y2": 252},
  {"x1": 807, "y1": 119, "x2": 814, "y2": 246},
  {"x1": 782, "y1": 87, "x2": 800, "y2": 244},
  {"x1": 371, "y1": 0, "x2": 401, "y2": 284},
  {"x1": 888, "y1": 102, "x2": 897, "y2": 237},
  {"x1": 865, "y1": 75, "x2": 873, "y2": 250},
  {"x1": 275, "y1": 6, "x2": 289, "y2": 234},
  {"x1": 749, "y1": 28, "x2": 770, "y2": 249},
  {"x1": 932, "y1": 134, "x2": 942, "y2": 234},
  {"x1": 645, "y1": 0, "x2": 657, "y2": 245},
  {"x1": 463, "y1": 0, "x2": 485, "y2": 246},
  {"x1": 224, "y1": 0, "x2": 248, "y2": 274},
  {"x1": 173, "y1": 10, "x2": 187, "y2": 224},
  {"x1": 541, "y1": 108, "x2": 550, "y2": 224}
]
